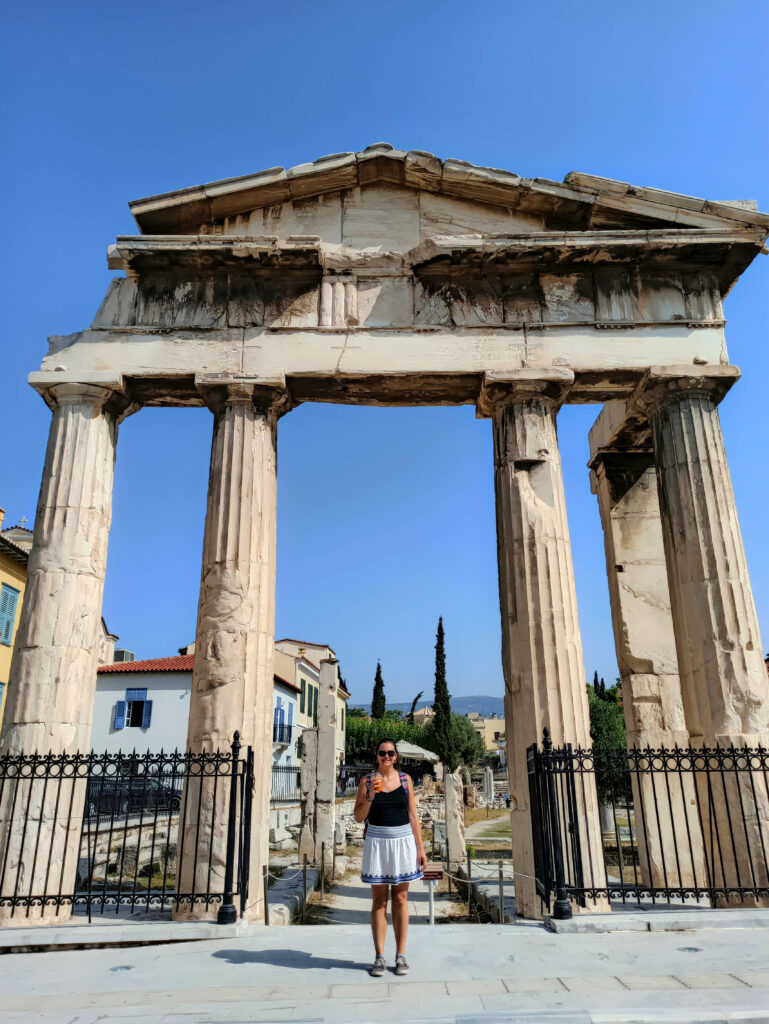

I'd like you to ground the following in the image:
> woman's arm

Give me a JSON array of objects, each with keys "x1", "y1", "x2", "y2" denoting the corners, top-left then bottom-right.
[
  {"x1": 353, "y1": 775, "x2": 373, "y2": 823},
  {"x1": 406, "y1": 775, "x2": 428, "y2": 869}
]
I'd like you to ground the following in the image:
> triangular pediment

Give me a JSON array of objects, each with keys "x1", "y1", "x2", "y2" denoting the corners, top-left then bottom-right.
[{"x1": 129, "y1": 144, "x2": 769, "y2": 238}]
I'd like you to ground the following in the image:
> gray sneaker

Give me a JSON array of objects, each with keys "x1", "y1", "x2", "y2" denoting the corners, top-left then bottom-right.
[
  {"x1": 370, "y1": 955, "x2": 386, "y2": 977},
  {"x1": 394, "y1": 954, "x2": 409, "y2": 976}
]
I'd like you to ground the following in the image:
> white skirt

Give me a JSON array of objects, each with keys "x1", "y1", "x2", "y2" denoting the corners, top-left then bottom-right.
[{"x1": 361, "y1": 823, "x2": 423, "y2": 885}]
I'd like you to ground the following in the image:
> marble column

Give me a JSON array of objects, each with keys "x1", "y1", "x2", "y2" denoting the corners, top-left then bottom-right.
[
  {"x1": 0, "y1": 381, "x2": 131, "y2": 924},
  {"x1": 634, "y1": 366, "x2": 769, "y2": 903},
  {"x1": 589, "y1": 450, "x2": 705, "y2": 890},
  {"x1": 176, "y1": 379, "x2": 289, "y2": 922},
  {"x1": 299, "y1": 658, "x2": 338, "y2": 878},
  {"x1": 479, "y1": 369, "x2": 606, "y2": 919}
]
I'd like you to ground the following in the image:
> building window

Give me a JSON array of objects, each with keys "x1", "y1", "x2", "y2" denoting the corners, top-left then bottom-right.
[
  {"x1": 341, "y1": 706, "x2": 345, "y2": 730},
  {"x1": 0, "y1": 584, "x2": 20, "y2": 646},
  {"x1": 300, "y1": 680, "x2": 306, "y2": 714},
  {"x1": 0, "y1": 682, "x2": 5, "y2": 716},
  {"x1": 312, "y1": 686, "x2": 318, "y2": 726},
  {"x1": 114, "y1": 688, "x2": 153, "y2": 730}
]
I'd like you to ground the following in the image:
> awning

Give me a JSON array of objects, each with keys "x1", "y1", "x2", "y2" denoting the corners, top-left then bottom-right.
[{"x1": 396, "y1": 741, "x2": 440, "y2": 763}]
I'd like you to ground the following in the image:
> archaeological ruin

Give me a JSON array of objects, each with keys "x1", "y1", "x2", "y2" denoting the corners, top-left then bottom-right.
[{"x1": 2, "y1": 144, "x2": 769, "y2": 922}]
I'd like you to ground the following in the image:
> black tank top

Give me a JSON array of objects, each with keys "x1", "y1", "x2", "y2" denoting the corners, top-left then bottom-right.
[{"x1": 368, "y1": 781, "x2": 410, "y2": 827}]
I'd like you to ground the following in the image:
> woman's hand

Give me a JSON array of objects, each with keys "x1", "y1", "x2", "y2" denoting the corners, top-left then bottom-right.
[{"x1": 416, "y1": 845, "x2": 428, "y2": 871}]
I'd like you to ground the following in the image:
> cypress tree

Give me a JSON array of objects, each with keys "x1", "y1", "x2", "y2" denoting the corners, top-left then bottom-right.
[
  {"x1": 592, "y1": 670, "x2": 599, "y2": 693},
  {"x1": 432, "y1": 617, "x2": 452, "y2": 765},
  {"x1": 371, "y1": 661, "x2": 386, "y2": 719}
]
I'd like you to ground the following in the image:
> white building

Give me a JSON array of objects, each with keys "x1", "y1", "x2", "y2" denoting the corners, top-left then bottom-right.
[{"x1": 92, "y1": 642, "x2": 348, "y2": 764}]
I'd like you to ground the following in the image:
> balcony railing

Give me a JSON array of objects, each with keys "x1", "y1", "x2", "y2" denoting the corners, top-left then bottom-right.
[{"x1": 272, "y1": 723, "x2": 293, "y2": 745}]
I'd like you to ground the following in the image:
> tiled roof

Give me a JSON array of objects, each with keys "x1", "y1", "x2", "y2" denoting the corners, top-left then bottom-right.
[
  {"x1": 276, "y1": 638, "x2": 337, "y2": 655},
  {"x1": 98, "y1": 655, "x2": 194, "y2": 674},
  {"x1": 0, "y1": 534, "x2": 29, "y2": 566},
  {"x1": 273, "y1": 673, "x2": 301, "y2": 694},
  {"x1": 99, "y1": 655, "x2": 303, "y2": 695}
]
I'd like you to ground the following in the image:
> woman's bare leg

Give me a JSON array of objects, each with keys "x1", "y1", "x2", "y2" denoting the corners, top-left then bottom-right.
[
  {"x1": 391, "y1": 882, "x2": 410, "y2": 955},
  {"x1": 371, "y1": 884, "x2": 389, "y2": 955}
]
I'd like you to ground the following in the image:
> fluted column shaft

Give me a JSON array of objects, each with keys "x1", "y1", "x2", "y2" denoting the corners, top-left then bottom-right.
[
  {"x1": 486, "y1": 373, "x2": 606, "y2": 918},
  {"x1": 591, "y1": 453, "x2": 706, "y2": 889},
  {"x1": 0, "y1": 382, "x2": 128, "y2": 924},
  {"x1": 642, "y1": 370, "x2": 769, "y2": 903},
  {"x1": 591, "y1": 454, "x2": 687, "y2": 746},
  {"x1": 177, "y1": 383, "x2": 284, "y2": 922},
  {"x1": 647, "y1": 383, "x2": 768, "y2": 744}
]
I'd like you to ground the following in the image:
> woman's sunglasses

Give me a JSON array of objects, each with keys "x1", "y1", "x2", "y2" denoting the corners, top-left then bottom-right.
[{"x1": 377, "y1": 750, "x2": 396, "y2": 758}]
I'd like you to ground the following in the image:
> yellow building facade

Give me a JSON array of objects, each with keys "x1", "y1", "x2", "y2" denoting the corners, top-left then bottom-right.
[{"x1": 0, "y1": 512, "x2": 29, "y2": 730}]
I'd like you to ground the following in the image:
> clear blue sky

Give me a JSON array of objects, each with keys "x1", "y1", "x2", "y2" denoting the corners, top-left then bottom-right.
[{"x1": 2, "y1": 2, "x2": 767, "y2": 707}]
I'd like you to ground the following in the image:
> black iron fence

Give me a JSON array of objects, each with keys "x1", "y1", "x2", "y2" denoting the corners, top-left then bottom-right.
[
  {"x1": 0, "y1": 735, "x2": 253, "y2": 921},
  {"x1": 271, "y1": 764, "x2": 301, "y2": 804},
  {"x1": 528, "y1": 728, "x2": 769, "y2": 918}
]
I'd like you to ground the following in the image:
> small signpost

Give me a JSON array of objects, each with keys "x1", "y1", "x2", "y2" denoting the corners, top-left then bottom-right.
[{"x1": 422, "y1": 864, "x2": 443, "y2": 925}]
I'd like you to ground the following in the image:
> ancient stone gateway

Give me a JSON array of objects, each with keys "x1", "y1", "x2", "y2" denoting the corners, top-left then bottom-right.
[{"x1": 2, "y1": 145, "x2": 769, "y2": 922}]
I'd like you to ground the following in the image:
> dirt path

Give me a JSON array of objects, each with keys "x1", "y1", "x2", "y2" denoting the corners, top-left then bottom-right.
[{"x1": 311, "y1": 856, "x2": 466, "y2": 925}]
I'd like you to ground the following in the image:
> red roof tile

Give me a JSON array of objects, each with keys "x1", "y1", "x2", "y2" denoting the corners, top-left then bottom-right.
[
  {"x1": 99, "y1": 655, "x2": 304, "y2": 696},
  {"x1": 276, "y1": 638, "x2": 337, "y2": 655},
  {"x1": 98, "y1": 655, "x2": 194, "y2": 673},
  {"x1": 273, "y1": 673, "x2": 302, "y2": 694}
]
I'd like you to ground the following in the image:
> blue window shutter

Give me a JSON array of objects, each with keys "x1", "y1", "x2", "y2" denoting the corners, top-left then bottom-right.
[
  {"x1": 126, "y1": 688, "x2": 147, "y2": 702},
  {"x1": 114, "y1": 701, "x2": 126, "y2": 729},
  {"x1": 0, "y1": 585, "x2": 19, "y2": 647},
  {"x1": 288, "y1": 703, "x2": 293, "y2": 725},
  {"x1": 141, "y1": 700, "x2": 153, "y2": 728}
]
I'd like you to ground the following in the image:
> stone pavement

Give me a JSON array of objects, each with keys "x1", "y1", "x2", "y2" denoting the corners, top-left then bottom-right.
[{"x1": 2, "y1": 919, "x2": 769, "y2": 1023}]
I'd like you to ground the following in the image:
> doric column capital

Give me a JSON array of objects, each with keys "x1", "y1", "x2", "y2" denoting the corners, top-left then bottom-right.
[
  {"x1": 195, "y1": 374, "x2": 293, "y2": 419},
  {"x1": 630, "y1": 364, "x2": 740, "y2": 419},
  {"x1": 29, "y1": 373, "x2": 136, "y2": 421},
  {"x1": 476, "y1": 368, "x2": 574, "y2": 418}
]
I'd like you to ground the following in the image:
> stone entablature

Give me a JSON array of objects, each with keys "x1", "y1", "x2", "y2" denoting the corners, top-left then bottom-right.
[{"x1": 37, "y1": 146, "x2": 768, "y2": 408}]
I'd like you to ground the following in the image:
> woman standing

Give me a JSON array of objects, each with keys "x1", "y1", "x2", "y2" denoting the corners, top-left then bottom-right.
[{"x1": 354, "y1": 739, "x2": 427, "y2": 977}]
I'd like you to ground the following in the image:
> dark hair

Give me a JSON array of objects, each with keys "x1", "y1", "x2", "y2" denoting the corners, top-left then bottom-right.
[{"x1": 372, "y1": 737, "x2": 399, "y2": 770}]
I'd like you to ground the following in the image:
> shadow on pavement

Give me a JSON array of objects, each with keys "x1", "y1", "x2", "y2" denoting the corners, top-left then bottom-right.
[{"x1": 212, "y1": 948, "x2": 371, "y2": 972}]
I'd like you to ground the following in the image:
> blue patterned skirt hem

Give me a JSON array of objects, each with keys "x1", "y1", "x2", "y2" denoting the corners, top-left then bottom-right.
[{"x1": 361, "y1": 867, "x2": 424, "y2": 885}]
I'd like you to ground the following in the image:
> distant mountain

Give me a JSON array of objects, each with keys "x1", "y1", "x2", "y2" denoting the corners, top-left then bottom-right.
[{"x1": 349, "y1": 695, "x2": 505, "y2": 718}]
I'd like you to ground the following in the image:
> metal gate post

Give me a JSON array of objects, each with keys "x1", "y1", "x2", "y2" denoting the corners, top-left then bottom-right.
[
  {"x1": 217, "y1": 732, "x2": 241, "y2": 924},
  {"x1": 543, "y1": 728, "x2": 572, "y2": 920},
  {"x1": 239, "y1": 746, "x2": 254, "y2": 918}
]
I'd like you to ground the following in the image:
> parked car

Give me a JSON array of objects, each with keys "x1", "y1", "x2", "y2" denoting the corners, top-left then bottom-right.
[{"x1": 85, "y1": 776, "x2": 182, "y2": 818}]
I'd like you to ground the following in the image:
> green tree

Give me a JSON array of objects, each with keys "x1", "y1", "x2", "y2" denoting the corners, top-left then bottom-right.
[
  {"x1": 431, "y1": 617, "x2": 452, "y2": 767},
  {"x1": 371, "y1": 661, "x2": 386, "y2": 719},
  {"x1": 587, "y1": 685, "x2": 628, "y2": 802},
  {"x1": 344, "y1": 716, "x2": 428, "y2": 762},
  {"x1": 423, "y1": 713, "x2": 484, "y2": 772},
  {"x1": 347, "y1": 707, "x2": 368, "y2": 720},
  {"x1": 407, "y1": 691, "x2": 424, "y2": 725}
]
